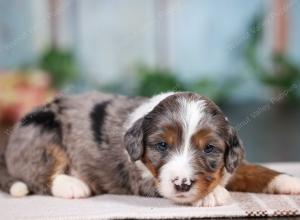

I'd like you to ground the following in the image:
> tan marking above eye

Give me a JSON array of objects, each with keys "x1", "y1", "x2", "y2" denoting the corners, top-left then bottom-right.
[
  {"x1": 192, "y1": 129, "x2": 224, "y2": 150},
  {"x1": 192, "y1": 129, "x2": 211, "y2": 148},
  {"x1": 162, "y1": 125, "x2": 182, "y2": 146}
]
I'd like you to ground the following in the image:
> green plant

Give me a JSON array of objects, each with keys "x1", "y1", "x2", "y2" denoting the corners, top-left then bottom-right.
[
  {"x1": 244, "y1": 12, "x2": 300, "y2": 102},
  {"x1": 39, "y1": 48, "x2": 78, "y2": 88},
  {"x1": 189, "y1": 77, "x2": 238, "y2": 104},
  {"x1": 135, "y1": 66, "x2": 237, "y2": 104},
  {"x1": 136, "y1": 66, "x2": 185, "y2": 97}
]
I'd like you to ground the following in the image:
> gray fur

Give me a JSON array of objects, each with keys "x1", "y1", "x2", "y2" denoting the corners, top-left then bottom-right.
[
  {"x1": 224, "y1": 126, "x2": 245, "y2": 173},
  {"x1": 3, "y1": 92, "x2": 157, "y2": 196},
  {"x1": 0, "y1": 91, "x2": 243, "y2": 199},
  {"x1": 124, "y1": 118, "x2": 144, "y2": 161}
]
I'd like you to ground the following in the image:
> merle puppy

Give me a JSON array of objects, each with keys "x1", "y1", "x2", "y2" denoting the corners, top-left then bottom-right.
[{"x1": 1, "y1": 91, "x2": 299, "y2": 206}]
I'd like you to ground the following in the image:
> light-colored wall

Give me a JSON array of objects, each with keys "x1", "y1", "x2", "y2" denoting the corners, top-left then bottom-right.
[
  {"x1": 74, "y1": 0, "x2": 268, "y2": 86},
  {"x1": 0, "y1": 0, "x2": 299, "y2": 100},
  {"x1": 76, "y1": 0, "x2": 156, "y2": 85},
  {"x1": 0, "y1": 0, "x2": 36, "y2": 68}
]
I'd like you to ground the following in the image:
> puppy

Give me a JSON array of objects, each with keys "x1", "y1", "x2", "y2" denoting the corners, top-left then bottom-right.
[{"x1": 1, "y1": 91, "x2": 300, "y2": 206}]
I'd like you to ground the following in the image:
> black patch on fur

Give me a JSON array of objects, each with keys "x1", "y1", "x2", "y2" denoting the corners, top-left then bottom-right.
[
  {"x1": 116, "y1": 162, "x2": 130, "y2": 189},
  {"x1": 211, "y1": 109, "x2": 219, "y2": 117},
  {"x1": 208, "y1": 160, "x2": 217, "y2": 170},
  {"x1": 90, "y1": 101, "x2": 111, "y2": 144},
  {"x1": 21, "y1": 111, "x2": 59, "y2": 131},
  {"x1": 58, "y1": 106, "x2": 69, "y2": 114},
  {"x1": 21, "y1": 110, "x2": 62, "y2": 142},
  {"x1": 67, "y1": 123, "x2": 72, "y2": 131},
  {"x1": 41, "y1": 150, "x2": 49, "y2": 163},
  {"x1": 53, "y1": 98, "x2": 61, "y2": 104}
]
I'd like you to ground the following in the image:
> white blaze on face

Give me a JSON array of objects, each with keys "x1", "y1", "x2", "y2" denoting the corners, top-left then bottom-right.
[
  {"x1": 180, "y1": 98, "x2": 206, "y2": 155},
  {"x1": 158, "y1": 98, "x2": 206, "y2": 202}
]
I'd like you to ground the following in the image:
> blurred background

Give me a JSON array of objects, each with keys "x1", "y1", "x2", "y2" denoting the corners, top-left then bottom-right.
[{"x1": 0, "y1": 0, "x2": 299, "y2": 162}]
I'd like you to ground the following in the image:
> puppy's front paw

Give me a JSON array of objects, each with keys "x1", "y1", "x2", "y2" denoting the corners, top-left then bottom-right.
[
  {"x1": 51, "y1": 174, "x2": 91, "y2": 199},
  {"x1": 265, "y1": 174, "x2": 300, "y2": 195},
  {"x1": 193, "y1": 185, "x2": 231, "y2": 207}
]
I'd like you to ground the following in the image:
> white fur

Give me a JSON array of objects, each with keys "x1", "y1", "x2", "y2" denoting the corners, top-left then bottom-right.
[
  {"x1": 220, "y1": 168, "x2": 232, "y2": 186},
  {"x1": 51, "y1": 174, "x2": 91, "y2": 199},
  {"x1": 158, "y1": 151, "x2": 196, "y2": 202},
  {"x1": 126, "y1": 92, "x2": 175, "y2": 129},
  {"x1": 178, "y1": 98, "x2": 206, "y2": 154},
  {"x1": 193, "y1": 185, "x2": 232, "y2": 207},
  {"x1": 265, "y1": 174, "x2": 300, "y2": 194},
  {"x1": 10, "y1": 181, "x2": 29, "y2": 197}
]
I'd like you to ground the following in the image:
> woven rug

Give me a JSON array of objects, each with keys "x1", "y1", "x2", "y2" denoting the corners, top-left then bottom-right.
[{"x1": 1, "y1": 163, "x2": 300, "y2": 220}]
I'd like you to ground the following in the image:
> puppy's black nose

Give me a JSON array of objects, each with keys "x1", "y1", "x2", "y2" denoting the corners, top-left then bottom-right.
[{"x1": 173, "y1": 178, "x2": 193, "y2": 192}]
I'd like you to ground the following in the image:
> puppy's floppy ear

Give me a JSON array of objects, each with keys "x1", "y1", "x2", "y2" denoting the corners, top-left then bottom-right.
[
  {"x1": 124, "y1": 118, "x2": 144, "y2": 161},
  {"x1": 224, "y1": 126, "x2": 245, "y2": 173}
]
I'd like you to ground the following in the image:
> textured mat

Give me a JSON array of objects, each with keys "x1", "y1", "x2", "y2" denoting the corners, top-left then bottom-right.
[{"x1": 1, "y1": 163, "x2": 300, "y2": 220}]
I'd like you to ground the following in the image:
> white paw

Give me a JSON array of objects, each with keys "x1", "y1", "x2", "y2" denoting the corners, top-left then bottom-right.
[
  {"x1": 51, "y1": 174, "x2": 91, "y2": 199},
  {"x1": 193, "y1": 185, "x2": 231, "y2": 207},
  {"x1": 10, "y1": 181, "x2": 29, "y2": 197},
  {"x1": 265, "y1": 174, "x2": 300, "y2": 195}
]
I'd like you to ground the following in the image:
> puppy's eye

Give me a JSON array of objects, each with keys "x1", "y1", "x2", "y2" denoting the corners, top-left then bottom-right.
[
  {"x1": 156, "y1": 142, "x2": 168, "y2": 151},
  {"x1": 203, "y1": 144, "x2": 215, "y2": 154}
]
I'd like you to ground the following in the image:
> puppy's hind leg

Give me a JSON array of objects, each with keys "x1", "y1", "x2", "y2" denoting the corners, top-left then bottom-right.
[
  {"x1": 226, "y1": 162, "x2": 300, "y2": 195},
  {"x1": 48, "y1": 147, "x2": 91, "y2": 199},
  {"x1": 7, "y1": 141, "x2": 91, "y2": 198}
]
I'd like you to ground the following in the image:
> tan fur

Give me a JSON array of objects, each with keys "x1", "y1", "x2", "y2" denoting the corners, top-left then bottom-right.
[
  {"x1": 48, "y1": 146, "x2": 69, "y2": 183},
  {"x1": 142, "y1": 155, "x2": 158, "y2": 178},
  {"x1": 162, "y1": 125, "x2": 181, "y2": 147},
  {"x1": 192, "y1": 128, "x2": 225, "y2": 150},
  {"x1": 226, "y1": 162, "x2": 280, "y2": 193}
]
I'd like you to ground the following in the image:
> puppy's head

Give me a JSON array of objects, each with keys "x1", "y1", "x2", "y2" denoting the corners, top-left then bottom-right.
[{"x1": 124, "y1": 92, "x2": 244, "y2": 203}]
